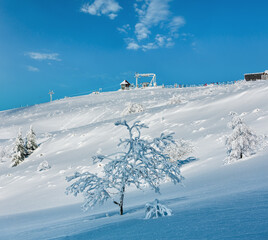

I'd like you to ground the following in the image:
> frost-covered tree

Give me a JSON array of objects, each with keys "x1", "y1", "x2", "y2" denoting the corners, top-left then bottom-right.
[
  {"x1": 12, "y1": 131, "x2": 27, "y2": 167},
  {"x1": 66, "y1": 120, "x2": 183, "y2": 215},
  {"x1": 25, "y1": 126, "x2": 38, "y2": 155},
  {"x1": 225, "y1": 112, "x2": 259, "y2": 164}
]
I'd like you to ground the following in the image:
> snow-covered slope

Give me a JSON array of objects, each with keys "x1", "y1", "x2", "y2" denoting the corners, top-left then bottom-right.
[{"x1": 0, "y1": 81, "x2": 268, "y2": 239}]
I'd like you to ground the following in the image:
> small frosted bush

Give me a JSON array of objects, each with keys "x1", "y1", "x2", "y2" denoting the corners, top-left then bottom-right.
[
  {"x1": 164, "y1": 139, "x2": 194, "y2": 162},
  {"x1": 37, "y1": 160, "x2": 51, "y2": 172},
  {"x1": 169, "y1": 95, "x2": 186, "y2": 105},
  {"x1": 145, "y1": 199, "x2": 172, "y2": 219},
  {"x1": 122, "y1": 102, "x2": 145, "y2": 116}
]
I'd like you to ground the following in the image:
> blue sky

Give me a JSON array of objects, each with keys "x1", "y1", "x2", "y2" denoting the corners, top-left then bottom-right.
[{"x1": 0, "y1": 0, "x2": 268, "y2": 110}]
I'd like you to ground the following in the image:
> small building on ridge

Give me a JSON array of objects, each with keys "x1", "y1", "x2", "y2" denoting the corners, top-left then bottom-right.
[
  {"x1": 244, "y1": 70, "x2": 268, "y2": 81},
  {"x1": 120, "y1": 80, "x2": 131, "y2": 90}
]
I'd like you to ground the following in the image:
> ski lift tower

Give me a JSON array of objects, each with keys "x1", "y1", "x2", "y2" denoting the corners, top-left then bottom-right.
[
  {"x1": 135, "y1": 73, "x2": 157, "y2": 88},
  {"x1": 48, "y1": 90, "x2": 54, "y2": 102}
]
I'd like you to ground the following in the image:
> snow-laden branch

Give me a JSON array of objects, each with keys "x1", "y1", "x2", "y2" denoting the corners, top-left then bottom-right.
[{"x1": 66, "y1": 172, "x2": 111, "y2": 210}]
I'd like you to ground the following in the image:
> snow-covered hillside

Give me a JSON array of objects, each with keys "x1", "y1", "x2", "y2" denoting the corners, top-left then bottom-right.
[{"x1": 1, "y1": 81, "x2": 268, "y2": 240}]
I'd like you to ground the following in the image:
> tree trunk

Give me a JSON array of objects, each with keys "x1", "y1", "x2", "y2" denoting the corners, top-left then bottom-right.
[
  {"x1": 119, "y1": 185, "x2": 125, "y2": 215},
  {"x1": 240, "y1": 152, "x2": 243, "y2": 159},
  {"x1": 120, "y1": 202, "x2": 123, "y2": 215},
  {"x1": 113, "y1": 185, "x2": 125, "y2": 215}
]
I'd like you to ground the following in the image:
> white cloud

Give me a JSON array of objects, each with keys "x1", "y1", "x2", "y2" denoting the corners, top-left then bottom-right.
[
  {"x1": 134, "y1": 0, "x2": 171, "y2": 40},
  {"x1": 117, "y1": 24, "x2": 131, "y2": 34},
  {"x1": 139, "y1": 0, "x2": 171, "y2": 25},
  {"x1": 169, "y1": 16, "x2": 185, "y2": 33},
  {"x1": 80, "y1": 0, "x2": 186, "y2": 51},
  {"x1": 142, "y1": 42, "x2": 158, "y2": 50},
  {"x1": 124, "y1": 0, "x2": 186, "y2": 51},
  {"x1": 27, "y1": 66, "x2": 39, "y2": 72},
  {"x1": 155, "y1": 34, "x2": 173, "y2": 47},
  {"x1": 155, "y1": 34, "x2": 166, "y2": 47},
  {"x1": 108, "y1": 13, "x2": 117, "y2": 19},
  {"x1": 139, "y1": 34, "x2": 174, "y2": 51},
  {"x1": 134, "y1": 23, "x2": 151, "y2": 40},
  {"x1": 81, "y1": 0, "x2": 122, "y2": 20},
  {"x1": 26, "y1": 52, "x2": 61, "y2": 61},
  {"x1": 126, "y1": 39, "x2": 140, "y2": 50}
]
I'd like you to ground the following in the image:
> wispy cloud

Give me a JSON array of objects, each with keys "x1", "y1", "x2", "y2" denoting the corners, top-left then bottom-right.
[
  {"x1": 169, "y1": 16, "x2": 185, "y2": 34},
  {"x1": 126, "y1": 34, "x2": 174, "y2": 51},
  {"x1": 120, "y1": 0, "x2": 185, "y2": 51},
  {"x1": 81, "y1": 0, "x2": 122, "y2": 20},
  {"x1": 27, "y1": 66, "x2": 39, "y2": 72},
  {"x1": 125, "y1": 39, "x2": 140, "y2": 50},
  {"x1": 134, "y1": 0, "x2": 171, "y2": 40},
  {"x1": 26, "y1": 52, "x2": 61, "y2": 61},
  {"x1": 117, "y1": 24, "x2": 131, "y2": 34}
]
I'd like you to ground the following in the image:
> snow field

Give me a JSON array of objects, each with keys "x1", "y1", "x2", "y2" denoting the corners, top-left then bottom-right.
[{"x1": 0, "y1": 80, "x2": 268, "y2": 239}]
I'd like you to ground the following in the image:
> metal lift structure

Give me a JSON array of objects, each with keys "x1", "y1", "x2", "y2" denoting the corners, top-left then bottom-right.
[{"x1": 135, "y1": 73, "x2": 157, "y2": 88}]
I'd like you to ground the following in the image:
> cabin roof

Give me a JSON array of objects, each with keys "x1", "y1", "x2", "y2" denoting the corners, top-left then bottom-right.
[
  {"x1": 244, "y1": 72, "x2": 263, "y2": 75},
  {"x1": 244, "y1": 71, "x2": 268, "y2": 75},
  {"x1": 120, "y1": 80, "x2": 130, "y2": 85}
]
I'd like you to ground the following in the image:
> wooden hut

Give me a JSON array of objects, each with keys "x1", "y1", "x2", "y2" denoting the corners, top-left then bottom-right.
[
  {"x1": 120, "y1": 80, "x2": 131, "y2": 90},
  {"x1": 244, "y1": 70, "x2": 268, "y2": 81}
]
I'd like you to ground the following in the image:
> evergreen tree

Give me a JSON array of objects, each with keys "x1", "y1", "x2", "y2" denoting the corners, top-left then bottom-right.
[
  {"x1": 66, "y1": 120, "x2": 183, "y2": 215},
  {"x1": 225, "y1": 112, "x2": 259, "y2": 164},
  {"x1": 26, "y1": 126, "x2": 38, "y2": 155},
  {"x1": 12, "y1": 130, "x2": 27, "y2": 167}
]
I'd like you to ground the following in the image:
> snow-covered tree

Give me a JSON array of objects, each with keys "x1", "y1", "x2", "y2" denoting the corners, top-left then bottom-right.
[
  {"x1": 225, "y1": 112, "x2": 259, "y2": 164},
  {"x1": 66, "y1": 120, "x2": 183, "y2": 215},
  {"x1": 25, "y1": 126, "x2": 38, "y2": 155},
  {"x1": 12, "y1": 131, "x2": 27, "y2": 167},
  {"x1": 121, "y1": 102, "x2": 144, "y2": 116},
  {"x1": 145, "y1": 199, "x2": 172, "y2": 219},
  {"x1": 164, "y1": 139, "x2": 194, "y2": 163}
]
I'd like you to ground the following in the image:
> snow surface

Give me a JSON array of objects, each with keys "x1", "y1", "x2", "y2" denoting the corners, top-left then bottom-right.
[{"x1": 0, "y1": 80, "x2": 268, "y2": 239}]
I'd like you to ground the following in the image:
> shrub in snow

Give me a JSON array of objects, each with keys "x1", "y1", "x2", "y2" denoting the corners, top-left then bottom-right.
[
  {"x1": 169, "y1": 95, "x2": 186, "y2": 105},
  {"x1": 0, "y1": 147, "x2": 6, "y2": 162},
  {"x1": 37, "y1": 160, "x2": 51, "y2": 172},
  {"x1": 164, "y1": 139, "x2": 194, "y2": 163},
  {"x1": 121, "y1": 102, "x2": 144, "y2": 116},
  {"x1": 0, "y1": 143, "x2": 13, "y2": 162},
  {"x1": 12, "y1": 131, "x2": 27, "y2": 167},
  {"x1": 225, "y1": 112, "x2": 259, "y2": 164},
  {"x1": 26, "y1": 126, "x2": 38, "y2": 155},
  {"x1": 66, "y1": 120, "x2": 183, "y2": 215},
  {"x1": 145, "y1": 199, "x2": 172, "y2": 219}
]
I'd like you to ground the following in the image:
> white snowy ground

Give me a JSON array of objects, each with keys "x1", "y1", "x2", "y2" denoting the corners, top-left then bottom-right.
[{"x1": 0, "y1": 80, "x2": 268, "y2": 240}]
